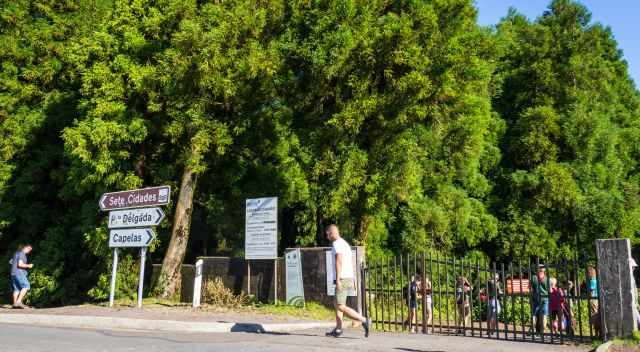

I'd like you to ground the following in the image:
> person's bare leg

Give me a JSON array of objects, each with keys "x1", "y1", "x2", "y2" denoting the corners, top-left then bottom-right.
[
  {"x1": 405, "y1": 309, "x2": 413, "y2": 326},
  {"x1": 337, "y1": 304, "x2": 364, "y2": 322},
  {"x1": 16, "y1": 289, "x2": 28, "y2": 305},
  {"x1": 12, "y1": 291, "x2": 18, "y2": 305},
  {"x1": 412, "y1": 308, "x2": 417, "y2": 331},
  {"x1": 335, "y1": 304, "x2": 344, "y2": 331}
]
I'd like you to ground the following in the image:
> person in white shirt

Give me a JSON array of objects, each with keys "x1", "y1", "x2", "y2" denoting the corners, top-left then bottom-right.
[{"x1": 325, "y1": 224, "x2": 371, "y2": 338}]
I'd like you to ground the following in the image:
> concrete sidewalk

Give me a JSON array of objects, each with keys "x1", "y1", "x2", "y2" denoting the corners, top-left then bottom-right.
[
  {"x1": 0, "y1": 324, "x2": 592, "y2": 352},
  {"x1": 0, "y1": 305, "x2": 334, "y2": 333},
  {"x1": 0, "y1": 313, "x2": 334, "y2": 333}
]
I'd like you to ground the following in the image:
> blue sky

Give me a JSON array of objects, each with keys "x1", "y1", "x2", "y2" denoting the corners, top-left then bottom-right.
[{"x1": 474, "y1": 1, "x2": 639, "y2": 87}]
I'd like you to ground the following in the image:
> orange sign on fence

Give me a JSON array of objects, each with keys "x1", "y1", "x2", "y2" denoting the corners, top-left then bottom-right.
[{"x1": 506, "y1": 279, "x2": 530, "y2": 295}]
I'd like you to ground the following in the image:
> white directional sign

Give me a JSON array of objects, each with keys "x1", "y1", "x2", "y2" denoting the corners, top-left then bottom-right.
[
  {"x1": 245, "y1": 197, "x2": 278, "y2": 259},
  {"x1": 108, "y1": 208, "x2": 165, "y2": 229},
  {"x1": 109, "y1": 228, "x2": 156, "y2": 248}
]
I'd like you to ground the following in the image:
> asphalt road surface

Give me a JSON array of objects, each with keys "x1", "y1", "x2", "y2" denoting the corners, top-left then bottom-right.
[{"x1": 0, "y1": 324, "x2": 591, "y2": 352}]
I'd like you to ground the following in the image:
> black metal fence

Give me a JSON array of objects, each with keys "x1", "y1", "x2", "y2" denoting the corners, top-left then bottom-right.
[{"x1": 362, "y1": 252, "x2": 601, "y2": 343}]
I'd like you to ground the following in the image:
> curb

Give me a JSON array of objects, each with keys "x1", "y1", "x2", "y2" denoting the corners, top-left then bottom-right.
[
  {"x1": 0, "y1": 314, "x2": 335, "y2": 334},
  {"x1": 595, "y1": 341, "x2": 613, "y2": 352}
]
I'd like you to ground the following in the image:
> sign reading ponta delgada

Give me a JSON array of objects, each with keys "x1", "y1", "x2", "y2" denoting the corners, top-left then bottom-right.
[
  {"x1": 109, "y1": 228, "x2": 156, "y2": 248},
  {"x1": 285, "y1": 248, "x2": 305, "y2": 307},
  {"x1": 99, "y1": 185, "x2": 170, "y2": 211},
  {"x1": 245, "y1": 197, "x2": 278, "y2": 260},
  {"x1": 108, "y1": 207, "x2": 165, "y2": 228}
]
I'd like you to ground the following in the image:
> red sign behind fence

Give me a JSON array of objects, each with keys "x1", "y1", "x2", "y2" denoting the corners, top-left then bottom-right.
[{"x1": 506, "y1": 279, "x2": 530, "y2": 295}]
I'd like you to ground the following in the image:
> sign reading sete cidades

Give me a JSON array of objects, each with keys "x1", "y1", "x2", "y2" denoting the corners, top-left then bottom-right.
[{"x1": 99, "y1": 186, "x2": 170, "y2": 211}]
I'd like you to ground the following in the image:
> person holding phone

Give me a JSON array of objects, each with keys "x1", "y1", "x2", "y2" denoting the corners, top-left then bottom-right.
[{"x1": 10, "y1": 244, "x2": 33, "y2": 309}]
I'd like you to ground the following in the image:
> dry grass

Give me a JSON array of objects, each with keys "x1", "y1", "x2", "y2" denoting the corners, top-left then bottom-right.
[{"x1": 201, "y1": 277, "x2": 252, "y2": 308}]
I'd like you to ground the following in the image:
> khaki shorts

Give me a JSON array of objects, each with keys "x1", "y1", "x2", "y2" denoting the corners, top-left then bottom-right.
[{"x1": 335, "y1": 279, "x2": 354, "y2": 305}]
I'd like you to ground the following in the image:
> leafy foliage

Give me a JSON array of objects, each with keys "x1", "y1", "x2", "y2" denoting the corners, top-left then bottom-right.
[{"x1": 0, "y1": 0, "x2": 638, "y2": 305}]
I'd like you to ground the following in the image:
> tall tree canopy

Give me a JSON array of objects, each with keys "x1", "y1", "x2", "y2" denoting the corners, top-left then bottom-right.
[
  {"x1": 0, "y1": 0, "x2": 638, "y2": 305},
  {"x1": 491, "y1": 0, "x2": 640, "y2": 258}
]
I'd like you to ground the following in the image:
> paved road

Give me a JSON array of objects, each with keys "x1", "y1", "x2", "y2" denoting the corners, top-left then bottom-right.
[{"x1": 0, "y1": 324, "x2": 591, "y2": 352}]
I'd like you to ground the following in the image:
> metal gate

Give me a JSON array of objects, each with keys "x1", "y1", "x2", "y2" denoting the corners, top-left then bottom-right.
[{"x1": 362, "y1": 253, "x2": 601, "y2": 343}]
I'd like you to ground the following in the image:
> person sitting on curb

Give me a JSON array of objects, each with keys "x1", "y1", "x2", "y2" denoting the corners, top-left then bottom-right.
[{"x1": 9, "y1": 244, "x2": 33, "y2": 309}]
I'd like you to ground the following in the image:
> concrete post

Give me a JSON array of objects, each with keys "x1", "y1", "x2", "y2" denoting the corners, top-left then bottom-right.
[
  {"x1": 596, "y1": 238, "x2": 638, "y2": 339},
  {"x1": 192, "y1": 259, "x2": 203, "y2": 308}
]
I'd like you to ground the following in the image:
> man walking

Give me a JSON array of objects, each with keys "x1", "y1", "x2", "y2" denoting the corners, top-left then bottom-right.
[
  {"x1": 325, "y1": 224, "x2": 371, "y2": 338},
  {"x1": 10, "y1": 244, "x2": 33, "y2": 309}
]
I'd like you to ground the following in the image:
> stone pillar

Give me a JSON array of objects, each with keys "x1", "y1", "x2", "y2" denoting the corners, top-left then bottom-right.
[{"x1": 596, "y1": 238, "x2": 638, "y2": 339}]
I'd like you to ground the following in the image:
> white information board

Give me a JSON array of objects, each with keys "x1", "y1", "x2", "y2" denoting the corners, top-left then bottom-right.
[
  {"x1": 326, "y1": 249, "x2": 357, "y2": 296},
  {"x1": 245, "y1": 197, "x2": 278, "y2": 259},
  {"x1": 285, "y1": 249, "x2": 305, "y2": 306}
]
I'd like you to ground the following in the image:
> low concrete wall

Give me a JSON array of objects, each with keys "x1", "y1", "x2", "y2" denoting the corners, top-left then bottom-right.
[
  {"x1": 201, "y1": 257, "x2": 285, "y2": 304},
  {"x1": 153, "y1": 246, "x2": 364, "y2": 311},
  {"x1": 151, "y1": 264, "x2": 195, "y2": 303}
]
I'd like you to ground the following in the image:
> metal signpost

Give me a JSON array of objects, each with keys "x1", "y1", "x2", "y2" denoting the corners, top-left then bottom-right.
[
  {"x1": 245, "y1": 197, "x2": 278, "y2": 302},
  {"x1": 100, "y1": 186, "x2": 170, "y2": 308}
]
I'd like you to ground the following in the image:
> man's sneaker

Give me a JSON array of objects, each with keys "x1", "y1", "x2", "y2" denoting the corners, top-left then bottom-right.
[
  {"x1": 363, "y1": 317, "x2": 371, "y2": 338},
  {"x1": 12, "y1": 303, "x2": 25, "y2": 309},
  {"x1": 325, "y1": 328, "x2": 343, "y2": 338}
]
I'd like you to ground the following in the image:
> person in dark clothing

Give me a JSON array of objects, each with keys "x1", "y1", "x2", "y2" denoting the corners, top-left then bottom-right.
[
  {"x1": 405, "y1": 275, "x2": 422, "y2": 333},
  {"x1": 487, "y1": 272, "x2": 503, "y2": 335},
  {"x1": 531, "y1": 265, "x2": 549, "y2": 334},
  {"x1": 455, "y1": 276, "x2": 472, "y2": 335}
]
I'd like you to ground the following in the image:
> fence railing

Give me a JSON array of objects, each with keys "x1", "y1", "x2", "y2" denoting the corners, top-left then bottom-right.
[{"x1": 362, "y1": 252, "x2": 601, "y2": 343}]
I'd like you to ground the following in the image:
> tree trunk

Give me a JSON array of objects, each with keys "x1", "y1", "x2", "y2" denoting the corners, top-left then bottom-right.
[{"x1": 155, "y1": 167, "x2": 198, "y2": 299}]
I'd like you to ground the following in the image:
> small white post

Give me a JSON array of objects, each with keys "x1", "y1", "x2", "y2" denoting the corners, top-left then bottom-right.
[
  {"x1": 137, "y1": 247, "x2": 147, "y2": 308},
  {"x1": 274, "y1": 259, "x2": 278, "y2": 304},
  {"x1": 109, "y1": 248, "x2": 119, "y2": 307},
  {"x1": 193, "y1": 259, "x2": 204, "y2": 308},
  {"x1": 247, "y1": 260, "x2": 251, "y2": 296}
]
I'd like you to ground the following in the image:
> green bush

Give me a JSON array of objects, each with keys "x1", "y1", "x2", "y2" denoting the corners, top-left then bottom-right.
[{"x1": 87, "y1": 254, "x2": 140, "y2": 302}]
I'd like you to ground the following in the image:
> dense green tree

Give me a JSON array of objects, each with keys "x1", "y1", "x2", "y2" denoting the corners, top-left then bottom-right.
[
  {"x1": 0, "y1": 0, "x2": 111, "y2": 304},
  {"x1": 274, "y1": 0, "x2": 501, "y2": 256},
  {"x1": 0, "y1": 0, "x2": 638, "y2": 305},
  {"x1": 62, "y1": 0, "x2": 286, "y2": 299},
  {"x1": 491, "y1": 0, "x2": 640, "y2": 258}
]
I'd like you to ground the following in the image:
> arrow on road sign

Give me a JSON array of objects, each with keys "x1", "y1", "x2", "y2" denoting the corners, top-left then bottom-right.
[
  {"x1": 109, "y1": 228, "x2": 156, "y2": 248},
  {"x1": 108, "y1": 207, "x2": 166, "y2": 229}
]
